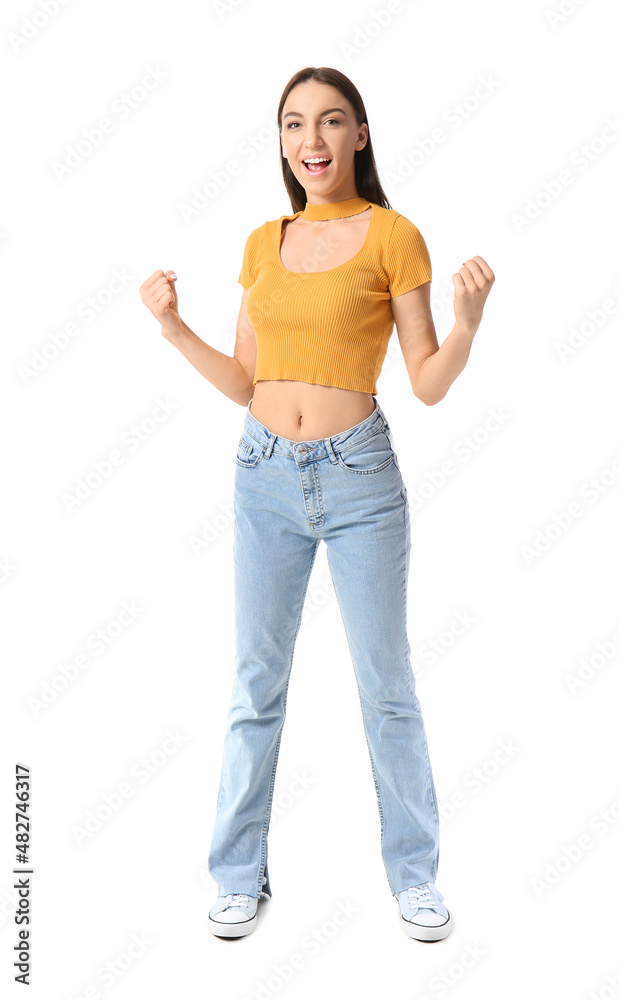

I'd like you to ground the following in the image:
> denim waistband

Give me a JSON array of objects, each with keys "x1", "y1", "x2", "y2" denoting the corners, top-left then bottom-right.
[{"x1": 242, "y1": 395, "x2": 390, "y2": 461}]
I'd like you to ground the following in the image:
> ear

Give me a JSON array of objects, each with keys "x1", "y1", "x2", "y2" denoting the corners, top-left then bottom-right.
[{"x1": 356, "y1": 122, "x2": 369, "y2": 152}]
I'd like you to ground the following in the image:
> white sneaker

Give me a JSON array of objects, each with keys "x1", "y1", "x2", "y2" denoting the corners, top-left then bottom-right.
[
  {"x1": 208, "y1": 876, "x2": 268, "y2": 938},
  {"x1": 396, "y1": 881, "x2": 452, "y2": 941}
]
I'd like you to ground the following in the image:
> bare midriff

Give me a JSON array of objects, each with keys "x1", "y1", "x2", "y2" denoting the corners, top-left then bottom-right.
[
  {"x1": 249, "y1": 380, "x2": 375, "y2": 441},
  {"x1": 249, "y1": 208, "x2": 376, "y2": 441}
]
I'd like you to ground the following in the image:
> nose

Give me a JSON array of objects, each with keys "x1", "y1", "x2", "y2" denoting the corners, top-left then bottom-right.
[{"x1": 303, "y1": 126, "x2": 324, "y2": 150}]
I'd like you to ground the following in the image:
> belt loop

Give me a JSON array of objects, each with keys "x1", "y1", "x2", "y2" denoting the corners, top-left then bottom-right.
[
  {"x1": 264, "y1": 434, "x2": 276, "y2": 458},
  {"x1": 325, "y1": 437, "x2": 338, "y2": 464}
]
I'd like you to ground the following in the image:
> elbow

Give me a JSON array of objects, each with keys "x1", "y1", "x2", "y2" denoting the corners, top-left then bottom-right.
[
  {"x1": 412, "y1": 353, "x2": 445, "y2": 406},
  {"x1": 413, "y1": 386, "x2": 445, "y2": 406}
]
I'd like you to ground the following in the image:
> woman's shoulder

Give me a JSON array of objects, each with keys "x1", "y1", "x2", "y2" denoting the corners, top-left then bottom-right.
[
  {"x1": 243, "y1": 211, "x2": 298, "y2": 244},
  {"x1": 372, "y1": 203, "x2": 426, "y2": 234}
]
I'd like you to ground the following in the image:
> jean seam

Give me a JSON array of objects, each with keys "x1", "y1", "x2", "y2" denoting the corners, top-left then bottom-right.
[
  {"x1": 402, "y1": 492, "x2": 440, "y2": 886},
  {"x1": 256, "y1": 537, "x2": 321, "y2": 897},
  {"x1": 337, "y1": 455, "x2": 395, "y2": 476},
  {"x1": 326, "y1": 554, "x2": 397, "y2": 894}
]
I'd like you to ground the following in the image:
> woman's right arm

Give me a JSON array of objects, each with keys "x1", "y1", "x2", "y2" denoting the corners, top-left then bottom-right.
[{"x1": 139, "y1": 269, "x2": 255, "y2": 406}]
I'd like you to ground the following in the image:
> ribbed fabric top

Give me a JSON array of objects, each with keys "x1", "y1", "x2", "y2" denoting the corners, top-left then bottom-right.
[{"x1": 238, "y1": 196, "x2": 432, "y2": 395}]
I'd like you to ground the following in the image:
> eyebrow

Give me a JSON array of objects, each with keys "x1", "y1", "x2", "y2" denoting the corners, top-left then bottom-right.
[{"x1": 283, "y1": 107, "x2": 348, "y2": 119}]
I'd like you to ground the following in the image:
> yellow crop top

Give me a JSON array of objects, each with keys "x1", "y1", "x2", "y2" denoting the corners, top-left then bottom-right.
[{"x1": 238, "y1": 195, "x2": 432, "y2": 396}]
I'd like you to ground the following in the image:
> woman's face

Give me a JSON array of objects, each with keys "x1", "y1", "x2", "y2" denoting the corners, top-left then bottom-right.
[{"x1": 280, "y1": 81, "x2": 368, "y2": 197}]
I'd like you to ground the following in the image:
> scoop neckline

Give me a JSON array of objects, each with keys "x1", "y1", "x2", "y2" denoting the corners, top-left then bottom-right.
[{"x1": 277, "y1": 204, "x2": 375, "y2": 276}]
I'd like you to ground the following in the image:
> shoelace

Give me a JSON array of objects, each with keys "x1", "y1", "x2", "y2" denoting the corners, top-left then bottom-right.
[
  {"x1": 406, "y1": 882, "x2": 444, "y2": 911},
  {"x1": 222, "y1": 893, "x2": 252, "y2": 910}
]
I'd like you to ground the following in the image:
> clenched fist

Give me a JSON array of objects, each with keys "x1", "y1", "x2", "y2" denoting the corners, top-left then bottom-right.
[
  {"x1": 139, "y1": 269, "x2": 182, "y2": 338},
  {"x1": 452, "y1": 256, "x2": 495, "y2": 332}
]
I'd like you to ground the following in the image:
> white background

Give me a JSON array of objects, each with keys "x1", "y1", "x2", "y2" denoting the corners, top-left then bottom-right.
[{"x1": 3, "y1": 0, "x2": 619, "y2": 996}]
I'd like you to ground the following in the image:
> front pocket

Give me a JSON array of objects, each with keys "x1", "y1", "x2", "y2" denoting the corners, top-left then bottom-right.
[
  {"x1": 336, "y1": 429, "x2": 395, "y2": 475},
  {"x1": 236, "y1": 435, "x2": 265, "y2": 468}
]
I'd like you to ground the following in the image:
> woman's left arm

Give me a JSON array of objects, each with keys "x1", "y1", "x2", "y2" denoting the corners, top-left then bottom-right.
[{"x1": 392, "y1": 256, "x2": 495, "y2": 406}]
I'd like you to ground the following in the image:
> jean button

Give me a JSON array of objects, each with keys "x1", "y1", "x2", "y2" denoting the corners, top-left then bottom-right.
[{"x1": 298, "y1": 446, "x2": 308, "y2": 454}]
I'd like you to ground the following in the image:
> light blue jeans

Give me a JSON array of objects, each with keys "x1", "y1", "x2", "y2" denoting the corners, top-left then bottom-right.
[{"x1": 208, "y1": 396, "x2": 440, "y2": 899}]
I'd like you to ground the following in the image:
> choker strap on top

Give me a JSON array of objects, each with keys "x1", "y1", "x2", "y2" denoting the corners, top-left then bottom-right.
[{"x1": 299, "y1": 196, "x2": 372, "y2": 221}]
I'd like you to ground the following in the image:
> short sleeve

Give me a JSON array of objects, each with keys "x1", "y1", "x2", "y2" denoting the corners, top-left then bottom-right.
[
  {"x1": 238, "y1": 228, "x2": 259, "y2": 290},
  {"x1": 386, "y1": 214, "x2": 432, "y2": 297}
]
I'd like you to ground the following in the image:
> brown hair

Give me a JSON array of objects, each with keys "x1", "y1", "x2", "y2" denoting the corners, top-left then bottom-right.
[{"x1": 277, "y1": 66, "x2": 392, "y2": 214}]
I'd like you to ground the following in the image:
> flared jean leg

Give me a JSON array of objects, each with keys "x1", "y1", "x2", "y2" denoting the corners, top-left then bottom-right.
[
  {"x1": 324, "y1": 481, "x2": 440, "y2": 897},
  {"x1": 208, "y1": 472, "x2": 320, "y2": 900}
]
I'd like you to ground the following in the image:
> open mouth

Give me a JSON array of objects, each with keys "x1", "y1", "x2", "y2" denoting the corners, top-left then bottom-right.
[{"x1": 303, "y1": 158, "x2": 332, "y2": 175}]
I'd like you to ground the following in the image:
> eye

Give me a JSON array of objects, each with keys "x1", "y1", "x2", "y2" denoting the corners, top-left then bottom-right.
[{"x1": 286, "y1": 118, "x2": 341, "y2": 129}]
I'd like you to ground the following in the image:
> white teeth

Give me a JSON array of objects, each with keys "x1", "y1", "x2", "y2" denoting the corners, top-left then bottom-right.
[{"x1": 304, "y1": 157, "x2": 331, "y2": 164}]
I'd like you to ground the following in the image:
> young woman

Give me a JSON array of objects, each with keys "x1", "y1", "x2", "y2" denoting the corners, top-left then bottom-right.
[{"x1": 140, "y1": 66, "x2": 494, "y2": 942}]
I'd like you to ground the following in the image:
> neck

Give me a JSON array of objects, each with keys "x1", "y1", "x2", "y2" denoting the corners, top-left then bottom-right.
[{"x1": 300, "y1": 195, "x2": 371, "y2": 221}]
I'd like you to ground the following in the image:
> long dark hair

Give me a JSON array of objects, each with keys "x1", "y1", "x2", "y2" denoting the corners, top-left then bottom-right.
[{"x1": 277, "y1": 66, "x2": 392, "y2": 214}]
